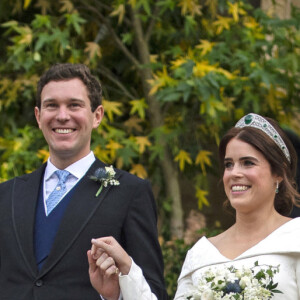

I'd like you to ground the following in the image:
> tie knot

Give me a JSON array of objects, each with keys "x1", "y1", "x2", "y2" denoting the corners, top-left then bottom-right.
[{"x1": 55, "y1": 170, "x2": 70, "y2": 184}]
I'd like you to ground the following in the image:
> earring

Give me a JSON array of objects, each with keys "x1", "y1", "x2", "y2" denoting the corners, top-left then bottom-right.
[{"x1": 275, "y1": 181, "x2": 279, "y2": 194}]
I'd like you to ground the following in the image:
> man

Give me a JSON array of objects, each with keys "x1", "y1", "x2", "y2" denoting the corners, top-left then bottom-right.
[{"x1": 0, "y1": 63, "x2": 168, "y2": 300}]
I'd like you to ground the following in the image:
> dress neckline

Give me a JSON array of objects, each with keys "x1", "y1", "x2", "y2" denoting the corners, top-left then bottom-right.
[{"x1": 205, "y1": 217, "x2": 300, "y2": 261}]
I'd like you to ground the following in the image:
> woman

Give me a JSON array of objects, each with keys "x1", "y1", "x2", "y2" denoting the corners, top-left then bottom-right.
[{"x1": 174, "y1": 113, "x2": 300, "y2": 299}]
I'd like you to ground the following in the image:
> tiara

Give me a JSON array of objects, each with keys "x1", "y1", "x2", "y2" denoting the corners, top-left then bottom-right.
[{"x1": 235, "y1": 113, "x2": 291, "y2": 162}]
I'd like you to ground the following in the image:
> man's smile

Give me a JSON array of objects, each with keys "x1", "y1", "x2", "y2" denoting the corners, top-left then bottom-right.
[{"x1": 53, "y1": 128, "x2": 75, "y2": 134}]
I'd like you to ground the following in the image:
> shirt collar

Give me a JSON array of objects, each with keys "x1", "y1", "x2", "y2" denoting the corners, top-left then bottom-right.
[{"x1": 44, "y1": 151, "x2": 96, "y2": 181}]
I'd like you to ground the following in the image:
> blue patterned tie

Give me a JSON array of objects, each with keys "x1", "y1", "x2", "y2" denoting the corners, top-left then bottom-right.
[{"x1": 46, "y1": 170, "x2": 70, "y2": 215}]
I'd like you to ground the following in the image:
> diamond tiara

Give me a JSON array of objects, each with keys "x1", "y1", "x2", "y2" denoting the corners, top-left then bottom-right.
[{"x1": 235, "y1": 113, "x2": 291, "y2": 162}]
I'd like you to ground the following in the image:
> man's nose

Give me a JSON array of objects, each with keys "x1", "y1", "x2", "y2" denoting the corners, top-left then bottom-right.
[{"x1": 56, "y1": 106, "x2": 70, "y2": 121}]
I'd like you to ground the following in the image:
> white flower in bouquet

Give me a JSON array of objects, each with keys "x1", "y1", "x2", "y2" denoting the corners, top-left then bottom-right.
[
  {"x1": 201, "y1": 289, "x2": 214, "y2": 300},
  {"x1": 185, "y1": 261, "x2": 282, "y2": 300},
  {"x1": 239, "y1": 276, "x2": 251, "y2": 289}
]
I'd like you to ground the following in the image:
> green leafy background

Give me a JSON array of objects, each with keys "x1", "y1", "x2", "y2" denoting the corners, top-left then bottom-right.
[{"x1": 1, "y1": 0, "x2": 300, "y2": 297}]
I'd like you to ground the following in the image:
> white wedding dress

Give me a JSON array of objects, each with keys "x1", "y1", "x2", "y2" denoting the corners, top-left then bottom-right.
[{"x1": 174, "y1": 217, "x2": 300, "y2": 300}]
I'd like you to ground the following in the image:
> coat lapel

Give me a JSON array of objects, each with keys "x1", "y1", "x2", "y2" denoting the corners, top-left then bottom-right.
[
  {"x1": 12, "y1": 164, "x2": 46, "y2": 277},
  {"x1": 39, "y1": 160, "x2": 122, "y2": 275}
]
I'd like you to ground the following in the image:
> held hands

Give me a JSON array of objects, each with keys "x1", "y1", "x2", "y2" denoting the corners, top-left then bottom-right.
[{"x1": 87, "y1": 236, "x2": 132, "y2": 300}]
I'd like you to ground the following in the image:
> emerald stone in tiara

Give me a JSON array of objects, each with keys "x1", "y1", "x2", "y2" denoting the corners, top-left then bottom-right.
[{"x1": 235, "y1": 113, "x2": 291, "y2": 162}]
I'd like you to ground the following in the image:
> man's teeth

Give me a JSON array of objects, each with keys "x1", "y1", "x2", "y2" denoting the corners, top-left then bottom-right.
[
  {"x1": 232, "y1": 186, "x2": 249, "y2": 191},
  {"x1": 55, "y1": 129, "x2": 73, "y2": 133}
]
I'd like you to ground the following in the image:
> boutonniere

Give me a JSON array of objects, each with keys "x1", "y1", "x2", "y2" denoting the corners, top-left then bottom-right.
[{"x1": 90, "y1": 165, "x2": 120, "y2": 197}]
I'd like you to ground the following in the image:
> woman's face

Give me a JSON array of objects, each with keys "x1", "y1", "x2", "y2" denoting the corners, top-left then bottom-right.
[{"x1": 223, "y1": 138, "x2": 280, "y2": 213}]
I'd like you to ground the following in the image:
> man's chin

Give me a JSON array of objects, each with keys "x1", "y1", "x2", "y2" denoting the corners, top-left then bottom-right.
[{"x1": 50, "y1": 147, "x2": 77, "y2": 159}]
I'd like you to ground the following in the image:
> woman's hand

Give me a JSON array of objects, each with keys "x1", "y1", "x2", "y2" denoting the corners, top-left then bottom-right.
[
  {"x1": 91, "y1": 236, "x2": 132, "y2": 275},
  {"x1": 87, "y1": 236, "x2": 132, "y2": 300}
]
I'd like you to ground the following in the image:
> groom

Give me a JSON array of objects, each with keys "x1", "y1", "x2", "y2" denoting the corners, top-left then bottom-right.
[{"x1": 0, "y1": 63, "x2": 168, "y2": 299}]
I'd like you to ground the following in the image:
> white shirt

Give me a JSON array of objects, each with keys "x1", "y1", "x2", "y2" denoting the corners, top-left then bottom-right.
[{"x1": 43, "y1": 152, "x2": 95, "y2": 216}]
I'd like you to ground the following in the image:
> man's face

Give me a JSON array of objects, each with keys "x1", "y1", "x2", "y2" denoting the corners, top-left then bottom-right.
[{"x1": 35, "y1": 78, "x2": 103, "y2": 167}]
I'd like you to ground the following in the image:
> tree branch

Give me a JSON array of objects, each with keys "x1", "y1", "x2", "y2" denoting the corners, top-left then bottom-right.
[
  {"x1": 145, "y1": 3, "x2": 160, "y2": 44},
  {"x1": 97, "y1": 65, "x2": 137, "y2": 100},
  {"x1": 77, "y1": 2, "x2": 141, "y2": 68}
]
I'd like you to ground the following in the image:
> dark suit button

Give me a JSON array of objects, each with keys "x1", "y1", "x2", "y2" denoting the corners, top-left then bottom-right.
[{"x1": 35, "y1": 279, "x2": 43, "y2": 287}]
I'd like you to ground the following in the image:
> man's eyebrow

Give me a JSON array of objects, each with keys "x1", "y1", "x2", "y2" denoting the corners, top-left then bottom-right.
[{"x1": 42, "y1": 98, "x2": 85, "y2": 102}]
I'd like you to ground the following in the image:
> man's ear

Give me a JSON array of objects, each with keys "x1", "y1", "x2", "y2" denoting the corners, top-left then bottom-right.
[
  {"x1": 93, "y1": 105, "x2": 104, "y2": 129},
  {"x1": 34, "y1": 107, "x2": 42, "y2": 129}
]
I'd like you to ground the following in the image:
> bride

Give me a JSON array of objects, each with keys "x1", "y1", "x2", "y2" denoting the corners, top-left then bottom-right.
[
  {"x1": 87, "y1": 113, "x2": 300, "y2": 300},
  {"x1": 174, "y1": 113, "x2": 300, "y2": 299}
]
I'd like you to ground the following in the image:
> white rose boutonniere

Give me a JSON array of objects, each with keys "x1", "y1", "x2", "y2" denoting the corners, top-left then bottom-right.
[{"x1": 90, "y1": 165, "x2": 120, "y2": 197}]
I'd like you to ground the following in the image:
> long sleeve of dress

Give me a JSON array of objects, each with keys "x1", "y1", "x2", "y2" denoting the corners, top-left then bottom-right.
[
  {"x1": 119, "y1": 259, "x2": 158, "y2": 300},
  {"x1": 296, "y1": 252, "x2": 300, "y2": 298}
]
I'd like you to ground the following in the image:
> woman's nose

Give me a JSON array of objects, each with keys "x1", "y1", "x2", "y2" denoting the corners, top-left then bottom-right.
[{"x1": 231, "y1": 165, "x2": 243, "y2": 177}]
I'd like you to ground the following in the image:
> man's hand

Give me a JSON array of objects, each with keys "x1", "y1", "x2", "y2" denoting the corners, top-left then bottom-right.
[{"x1": 87, "y1": 249, "x2": 120, "y2": 300}]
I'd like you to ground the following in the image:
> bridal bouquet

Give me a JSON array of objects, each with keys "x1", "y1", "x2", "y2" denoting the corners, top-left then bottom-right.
[{"x1": 186, "y1": 261, "x2": 282, "y2": 300}]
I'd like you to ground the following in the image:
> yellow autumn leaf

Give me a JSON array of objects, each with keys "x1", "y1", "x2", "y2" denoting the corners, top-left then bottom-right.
[
  {"x1": 195, "y1": 150, "x2": 212, "y2": 175},
  {"x1": 228, "y1": 2, "x2": 246, "y2": 22},
  {"x1": 196, "y1": 187, "x2": 209, "y2": 210},
  {"x1": 135, "y1": 136, "x2": 152, "y2": 154},
  {"x1": 178, "y1": 0, "x2": 202, "y2": 17},
  {"x1": 200, "y1": 97, "x2": 227, "y2": 118},
  {"x1": 124, "y1": 116, "x2": 143, "y2": 133},
  {"x1": 150, "y1": 55, "x2": 158, "y2": 63},
  {"x1": 129, "y1": 98, "x2": 148, "y2": 120},
  {"x1": 148, "y1": 67, "x2": 177, "y2": 95},
  {"x1": 228, "y1": 2, "x2": 239, "y2": 22},
  {"x1": 130, "y1": 164, "x2": 148, "y2": 179},
  {"x1": 0, "y1": 137, "x2": 13, "y2": 149},
  {"x1": 18, "y1": 26, "x2": 32, "y2": 45},
  {"x1": 174, "y1": 150, "x2": 192, "y2": 171},
  {"x1": 196, "y1": 40, "x2": 215, "y2": 56},
  {"x1": 84, "y1": 42, "x2": 101, "y2": 60},
  {"x1": 35, "y1": 0, "x2": 51, "y2": 14},
  {"x1": 164, "y1": 114, "x2": 183, "y2": 126},
  {"x1": 171, "y1": 57, "x2": 188, "y2": 69},
  {"x1": 193, "y1": 61, "x2": 218, "y2": 77},
  {"x1": 37, "y1": 149, "x2": 49, "y2": 163},
  {"x1": 102, "y1": 99, "x2": 123, "y2": 122},
  {"x1": 0, "y1": 162, "x2": 8, "y2": 182},
  {"x1": 93, "y1": 145, "x2": 111, "y2": 163},
  {"x1": 13, "y1": 140, "x2": 22, "y2": 151},
  {"x1": 266, "y1": 85, "x2": 283, "y2": 112},
  {"x1": 24, "y1": 0, "x2": 32, "y2": 9},
  {"x1": 106, "y1": 140, "x2": 123, "y2": 160},
  {"x1": 220, "y1": 87, "x2": 236, "y2": 111},
  {"x1": 59, "y1": 0, "x2": 75, "y2": 13},
  {"x1": 217, "y1": 68, "x2": 235, "y2": 80},
  {"x1": 128, "y1": 0, "x2": 137, "y2": 7},
  {"x1": 234, "y1": 108, "x2": 245, "y2": 120},
  {"x1": 110, "y1": 4, "x2": 125, "y2": 24},
  {"x1": 213, "y1": 16, "x2": 232, "y2": 35},
  {"x1": 243, "y1": 16, "x2": 260, "y2": 29}
]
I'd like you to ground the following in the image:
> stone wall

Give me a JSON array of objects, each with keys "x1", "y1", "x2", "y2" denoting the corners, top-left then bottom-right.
[{"x1": 261, "y1": 0, "x2": 300, "y2": 19}]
